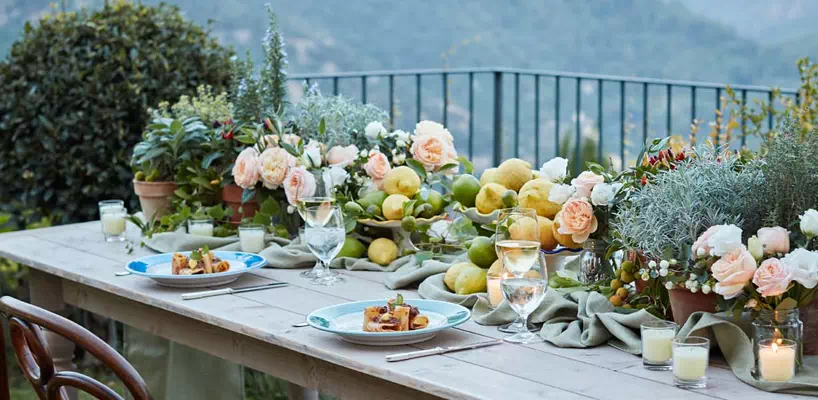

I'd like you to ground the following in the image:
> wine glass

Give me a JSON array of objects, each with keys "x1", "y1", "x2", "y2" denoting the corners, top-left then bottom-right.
[
  {"x1": 304, "y1": 205, "x2": 346, "y2": 286},
  {"x1": 494, "y1": 208, "x2": 542, "y2": 333},
  {"x1": 500, "y1": 251, "x2": 548, "y2": 344},
  {"x1": 297, "y1": 171, "x2": 337, "y2": 278}
]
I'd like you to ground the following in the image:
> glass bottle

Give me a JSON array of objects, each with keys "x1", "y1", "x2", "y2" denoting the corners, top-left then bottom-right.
[
  {"x1": 752, "y1": 308, "x2": 803, "y2": 374},
  {"x1": 579, "y1": 239, "x2": 613, "y2": 284}
]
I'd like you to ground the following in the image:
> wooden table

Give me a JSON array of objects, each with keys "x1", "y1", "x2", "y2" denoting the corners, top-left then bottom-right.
[{"x1": 0, "y1": 222, "x2": 807, "y2": 400}]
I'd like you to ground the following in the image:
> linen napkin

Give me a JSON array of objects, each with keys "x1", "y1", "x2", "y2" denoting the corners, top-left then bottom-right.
[{"x1": 679, "y1": 312, "x2": 818, "y2": 396}]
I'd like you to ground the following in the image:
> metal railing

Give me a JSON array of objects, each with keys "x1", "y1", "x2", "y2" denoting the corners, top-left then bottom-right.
[{"x1": 289, "y1": 67, "x2": 798, "y2": 172}]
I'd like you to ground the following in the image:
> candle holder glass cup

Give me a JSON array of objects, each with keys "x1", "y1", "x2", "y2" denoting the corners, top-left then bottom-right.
[
  {"x1": 752, "y1": 308, "x2": 803, "y2": 374},
  {"x1": 188, "y1": 218, "x2": 214, "y2": 237},
  {"x1": 672, "y1": 336, "x2": 710, "y2": 389},
  {"x1": 239, "y1": 224, "x2": 266, "y2": 253},
  {"x1": 641, "y1": 320, "x2": 677, "y2": 370},
  {"x1": 99, "y1": 202, "x2": 127, "y2": 242}
]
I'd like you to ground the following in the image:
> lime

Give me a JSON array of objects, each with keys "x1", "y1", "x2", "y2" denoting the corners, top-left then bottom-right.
[
  {"x1": 455, "y1": 266, "x2": 488, "y2": 295},
  {"x1": 368, "y1": 238, "x2": 399, "y2": 266},
  {"x1": 134, "y1": 171, "x2": 146, "y2": 181},
  {"x1": 365, "y1": 205, "x2": 382, "y2": 217},
  {"x1": 452, "y1": 174, "x2": 481, "y2": 207},
  {"x1": 621, "y1": 261, "x2": 635, "y2": 274},
  {"x1": 468, "y1": 236, "x2": 498, "y2": 268},
  {"x1": 344, "y1": 201, "x2": 365, "y2": 217},
  {"x1": 417, "y1": 189, "x2": 445, "y2": 217},
  {"x1": 401, "y1": 216, "x2": 417, "y2": 232},
  {"x1": 337, "y1": 236, "x2": 367, "y2": 259},
  {"x1": 357, "y1": 190, "x2": 388, "y2": 210},
  {"x1": 444, "y1": 262, "x2": 476, "y2": 292},
  {"x1": 501, "y1": 190, "x2": 519, "y2": 208}
]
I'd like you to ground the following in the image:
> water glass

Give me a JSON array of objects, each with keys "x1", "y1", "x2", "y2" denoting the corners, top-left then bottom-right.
[
  {"x1": 494, "y1": 208, "x2": 542, "y2": 333},
  {"x1": 239, "y1": 224, "x2": 266, "y2": 253},
  {"x1": 641, "y1": 320, "x2": 677, "y2": 370},
  {"x1": 188, "y1": 218, "x2": 214, "y2": 237},
  {"x1": 99, "y1": 201, "x2": 127, "y2": 242},
  {"x1": 672, "y1": 336, "x2": 709, "y2": 389},
  {"x1": 304, "y1": 205, "x2": 345, "y2": 286},
  {"x1": 500, "y1": 252, "x2": 547, "y2": 344}
]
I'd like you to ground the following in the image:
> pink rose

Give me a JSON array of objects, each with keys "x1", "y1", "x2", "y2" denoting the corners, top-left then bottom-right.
[
  {"x1": 258, "y1": 147, "x2": 295, "y2": 189},
  {"x1": 711, "y1": 248, "x2": 757, "y2": 299},
  {"x1": 757, "y1": 227, "x2": 790, "y2": 255},
  {"x1": 283, "y1": 166, "x2": 317, "y2": 206},
  {"x1": 326, "y1": 145, "x2": 359, "y2": 168},
  {"x1": 692, "y1": 225, "x2": 720, "y2": 257},
  {"x1": 232, "y1": 148, "x2": 261, "y2": 189},
  {"x1": 753, "y1": 258, "x2": 793, "y2": 297},
  {"x1": 363, "y1": 150, "x2": 392, "y2": 184},
  {"x1": 410, "y1": 134, "x2": 448, "y2": 171},
  {"x1": 556, "y1": 198, "x2": 598, "y2": 243},
  {"x1": 570, "y1": 171, "x2": 605, "y2": 198}
]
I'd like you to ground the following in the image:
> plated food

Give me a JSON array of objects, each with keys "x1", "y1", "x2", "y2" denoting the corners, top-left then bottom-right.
[
  {"x1": 171, "y1": 247, "x2": 230, "y2": 275},
  {"x1": 363, "y1": 295, "x2": 429, "y2": 332}
]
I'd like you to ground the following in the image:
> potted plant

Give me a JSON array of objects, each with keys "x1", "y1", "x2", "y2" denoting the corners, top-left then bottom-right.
[{"x1": 131, "y1": 116, "x2": 210, "y2": 220}]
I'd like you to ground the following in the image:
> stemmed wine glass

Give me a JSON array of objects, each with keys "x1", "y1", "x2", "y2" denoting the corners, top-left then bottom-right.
[
  {"x1": 304, "y1": 205, "x2": 346, "y2": 286},
  {"x1": 500, "y1": 251, "x2": 548, "y2": 344},
  {"x1": 297, "y1": 172, "x2": 337, "y2": 278},
  {"x1": 494, "y1": 207, "x2": 542, "y2": 333}
]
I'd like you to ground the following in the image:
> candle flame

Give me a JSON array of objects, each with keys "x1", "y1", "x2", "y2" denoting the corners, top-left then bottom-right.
[{"x1": 772, "y1": 342, "x2": 779, "y2": 352}]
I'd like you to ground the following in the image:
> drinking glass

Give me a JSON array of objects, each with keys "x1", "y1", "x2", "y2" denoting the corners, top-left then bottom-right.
[
  {"x1": 296, "y1": 171, "x2": 337, "y2": 278},
  {"x1": 304, "y1": 205, "x2": 346, "y2": 286},
  {"x1": 500, "y1": 251, "x2": 547, "y2": 343},
  {"x1": 99, "y1": 201, "x2": 127, "y2": 242},
  {"x1": 672, "y1": 336, "x2": 710, "y2": 389},
  {"x1": 494, "y1": 208, "x2": 542, "y2": 333}
]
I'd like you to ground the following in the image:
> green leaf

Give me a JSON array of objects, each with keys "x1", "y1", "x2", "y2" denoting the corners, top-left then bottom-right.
[
  {"x1": 253, "y1": 213, "x2": 272, "y2": 225},
  {"x1": 438, "y1": 163, "x2": 459, "y2": 173},
  {"x1": 234, "y1": 135, "x2": 256, "y2": 145},
  {"x1": 170, "y1": 119, "x2": 183, "y2": 133},
  {"x1": 344, "y1": 215, "x2": 357, "y2": 233},
  {"x1": 281, "y1": 142, "x2": 301, "y2": 158},
  {"x1": 777, "y1": 297, "x2": 798, "y2": 310},
  {"x1": 260, "y1": 198, "x2": 280, "y2": 216},
  {"x1": 174, "y1": 188, "x2": 191, "y2": 200},
  {"x1": 201, "y1": 152, "x2": 222, "y2": 169},
  {"x1": 405, "y1": 159, "x2": 428, "y2": 179},
  {"x1": 395, "y1": 293, "x2": 404, "y2": 306},
  {"x1": 414, "y1": 251, "x2": 434, "y2": 264},
  {"x1": 456, "y1": 156, "x2": 474, "y2": 174},
  {"x1": 191, "y1": 177, "x2": 214, "y2": 189},
  {"x1": 402, "y1": 200, "x2": 417, "y2": 217},
  {"x1": 241, "y1": 188, "x2": 256, "y2": 204},
  {"x1": 207, "y1": 205, "x2": 225, "y2": 220},
  {"x1": 318, "y1": 117, "x2": 327, "y2": 136}
]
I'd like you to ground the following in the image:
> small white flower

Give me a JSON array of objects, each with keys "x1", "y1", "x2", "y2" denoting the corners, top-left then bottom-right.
[
  {"x1": 287, "y1": 205, "x2": 295, "y2": 214},
  {"x1": 690, "y1": 286, "x2": 699, "y2": 293},
  {"x1": 660, "y1": 260, "x2": 669, "y2": 269},
  {"x1": 642, "y1": 274, "x2": 649, "y2": 281},
  {"x1": 659, "y1": 268, "x2": 668, "y2": 277},
  {"x1": 396, "y1": 140, "x2": 406, "y2": 147},
  {"x1": 359, "y1": 149, "x2": 368, "y2": 158},
  {"x1": 364, "y1": 121, "x2": 387, "y2": 140},
  {"x1": 639, "y1": 268, "x2": 647, "y2": 275},
  {"x1": 665, "y1": 282, "x2": 674, "y2": 290},
  {"x1": 392, "y1": 129, "x2": 411, "y2": 142},
  {"x1": 538, "y1": 157, "x2": 569, "y2": 182},
  {"x1": 696, "y1": 247, "x2": 706, "y2": 257},
  {"x1": 688, "y1": 273, "x2": 697, "y2": 281},
  {"x1": 393, "y1": 154, "x2": 406, "y2": 165},
  {"x1": 701, "y1": 284, "x2": 711, "y2": 294},
  {"x1": 323, "y1": 166, "x2": 349, "y2": 189},
  {"x1": 648, "y1": 260, "x2": 657, "y2": 268},
  {"x1": 548, "y1": 184, "x2": 576, "y2": 204},
  {"x1": 670, "y1": 259, "x2": 678, "y2": 265}
]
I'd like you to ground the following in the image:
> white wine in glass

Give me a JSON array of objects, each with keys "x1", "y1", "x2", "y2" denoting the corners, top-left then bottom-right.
[
  {"x1": 297, "y1": 197, "x2": 336, "y2": 226},
  {"x1": 500, "y1": 252, "x2": 548, "y2": 344},
  {"x1": 495, "y1": 239, "x2": 541, "y2": 276}
]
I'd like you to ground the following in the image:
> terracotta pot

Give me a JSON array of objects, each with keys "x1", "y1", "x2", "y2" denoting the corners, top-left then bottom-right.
[
  {"x1": 133, "y1": 180, "x2": 177, "y2": 221},
  {"x1": 800, "y1": 296, "x2": 818, "y2": 355},
  {"x1": 668, "y1": 288, "x2": 717, "y2": 327},
  {"x1": 222, "y1": 184, "x2": 258, "y2": 224}
]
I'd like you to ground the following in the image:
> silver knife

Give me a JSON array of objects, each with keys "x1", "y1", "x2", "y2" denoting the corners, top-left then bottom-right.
[
  {"x1": 181, "y1": 282, "x2": 288, "y2": 300},
  {"x1": 385, "y1": 339, "x2": 503, "y2": 362}
]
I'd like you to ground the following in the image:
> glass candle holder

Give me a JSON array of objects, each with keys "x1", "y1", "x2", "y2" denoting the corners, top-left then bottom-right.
[
  {"x1": 99, "y1": 204, "x2": 127, "y2": 242},
  {"x1": 486, "y1": 272, "x2": 504, "y2": 309},
  {"x1": 239, "y1": 224, "x2": 266, "y2": 253},
  {"x1": 672, "y1": 336, "x2": 710, "y2": 389},
  {"x1": 758, "y1": 338, "x2": 796, "y2": 382},
  {"x1": 641, "y1": 320, "x2": 677, "y2": 370},
  {"x1": 188, "y1": 218, "x2": 214, "y2": 237},
  {"x1": 753, "y1": 309, "x2": 803, "y2": 373}
]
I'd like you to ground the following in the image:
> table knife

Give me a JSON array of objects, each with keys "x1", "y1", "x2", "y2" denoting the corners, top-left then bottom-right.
[
  {"x1": 385, "y1": 339, "x2": 503, "y2": 362},
  {"x1": 181, "y1": 282, "x2": 288, "y2": 300}
]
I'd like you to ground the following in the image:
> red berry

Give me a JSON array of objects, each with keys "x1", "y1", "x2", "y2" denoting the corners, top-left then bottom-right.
[
  {"x1": 641, "y1": 176, "x2": 648, "y2": 186},
  {"x1": 222, "y1": 130, "x2": 233, "y2": 140},
  {"x1": 675, "y1": 152, "x2": 685, "y2": 161}
]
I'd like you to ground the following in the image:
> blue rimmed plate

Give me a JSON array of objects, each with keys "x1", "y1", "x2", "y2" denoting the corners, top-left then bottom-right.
[
  {"x1": 126, "y1": 251, "x2": 266, "y2": 288},
  {"x1": 307, "y1": 299, "x2": 471, "y2": 346}
]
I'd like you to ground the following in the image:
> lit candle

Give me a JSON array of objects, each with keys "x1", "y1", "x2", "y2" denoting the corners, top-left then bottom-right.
[
  {"x1": 188, "y1": 219, "x2": 214, "y2": 237},
  {"x1": 758, "y1": 339, "x2": 796, "y2": 382},
  {"x1": 239, "y1": 224, "x2": 266, "y2": 253},
  {"x1": 487, "y1": 273, "x2": 504, "y2": 307},
  {"x1": 642, "y1": 329, "x2": 675, "y2": 363}
]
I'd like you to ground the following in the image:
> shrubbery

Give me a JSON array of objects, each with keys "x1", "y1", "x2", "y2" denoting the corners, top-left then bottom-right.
[{"x1": 0, "y1": 0, "x2": 233, "y2": 224}]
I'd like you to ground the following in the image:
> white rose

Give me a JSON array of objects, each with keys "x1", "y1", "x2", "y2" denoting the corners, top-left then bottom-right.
[
  {"x1": 322, "y1": 166, "x2": 349, "y2": 190},
  {"x1": 365, "y1": 121, "x2": 387, "y2": 140},
  {"x1": 548, "y1": 184, "x2": 576, "y2": 205},
  {"x1": 539, "y1": 157, "x2": 569, "y2": 183},
  {"x1": 708, "y1": 224, "x2": 744, "y2": 257},
  {"x1": 392, "y1": 129, "x2": 411, "y2": 142},
  {"x1": 590, "y1": 183, "x2": 618, "y2": 207},
  {"x1": 301, "y1": 140, "x2": 323, "y2": 168},
  {"x1": 801, "y1": 209, "x2": 818, "y2": 239},
  {"x1": 783, "y1": 248, "x2": 818, "y2": 289}
]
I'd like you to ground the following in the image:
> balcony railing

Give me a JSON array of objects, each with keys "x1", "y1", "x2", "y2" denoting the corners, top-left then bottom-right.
[{"x1": 289, "y1": 67, "x2": 797, "y2": 172}]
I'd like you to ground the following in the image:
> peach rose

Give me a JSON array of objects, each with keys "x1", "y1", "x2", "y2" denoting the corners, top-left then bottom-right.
[
  {"x1": 711, "y1": 248, "x2": 757, "y2": 299},
  {"x1": 757, "y1": 227, "x2": 790, "y2": 255},
  {"x1": 363, "y1": 150, "x2": 391, "y2": 185},
  {"x1": 556, "y1": 197, "x2": 598, "y2": 243},
  {"x1": 415, "y1": 120, "x2": 454, "y2": 144},
  {"x1": 281, "y1": 134, "x2": 301, "y2": 148},
  {"x1": 410, "y1": 134, "x2": 448, "y2": 171},
  {"x1": 232, "y1": 148, "x2": 261, "y2": 189},
  {"x1": 570, "y1": 171, "x2": 605, "y2": 198},
  {"x1": 753, "y1": 258, "x2": 793, "y2": 297},
  {"x1": 326, "y1": 145, "x2": 359, "y2": 168},
  {"x1": 692, "y1": 225, "x2": 720, "y2": 257},
  {"x1": 256, "y1": 134, "x2": 280, "y2": 151},
  {"x1": 259, "y1": 147, "x2": 295, "y2": 190},
  {"x1": 283, "y1": 166, "x2": 317, "y2": 206}
]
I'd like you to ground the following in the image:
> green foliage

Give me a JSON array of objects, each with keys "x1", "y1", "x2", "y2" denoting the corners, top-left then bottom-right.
[
  {"x1": 131, "y1": 117, "x2": 212, "y2": 181},
  {"x1": 0, "y1": 0, "x2": 233, "y2": 224},
  {"x1": 155, "y1": 85, "x2": 233, "y2": 125},
  {"x1": 260, "y1": 6, "x2": 289, "y2": 115}
]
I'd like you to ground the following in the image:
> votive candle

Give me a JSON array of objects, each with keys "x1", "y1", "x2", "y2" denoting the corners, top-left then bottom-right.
[
  {"x1": 672, "y1": 336, "x2": 709, "y2": 389},
  {"x1": 99, "y1": 200, "x2": 127, "y2": 242},
  {"x1": 188, "y1": 218, "x2": 214, "y2": 237},
  {"x1": 487, "y1": 272, "x2": 504, "y2": 308},
  {"x1": 758, "y1": 339, "x2": 796, "y2": 382},
  {"x1": 239, "y1": 224, "x2": 266, "y2": 253},
  {"x1": 641, "y1": 321, "x2": 677, "y2": 370}
]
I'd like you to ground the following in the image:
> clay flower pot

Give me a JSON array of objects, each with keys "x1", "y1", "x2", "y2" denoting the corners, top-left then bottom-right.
[
  {"x1": 668, "y1": 288, "x2": 717, "y2": 327},
  {"x1": 222, "y1": 184, "x2": 258, "y2": 225},
  {"x1": 800, "y1": 296, "x2": 818, "y2": 355},
  {"x1": 133, "y1": 180, "x2": 177, "y2": 221}
]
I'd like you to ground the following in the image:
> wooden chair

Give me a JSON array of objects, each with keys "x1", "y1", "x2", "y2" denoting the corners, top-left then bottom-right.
[{"x1": 0, "y1": 296, "x2": 151, "y2": 400}]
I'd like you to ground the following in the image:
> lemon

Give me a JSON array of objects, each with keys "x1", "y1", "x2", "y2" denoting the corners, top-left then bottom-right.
[
  {"x1": 416, "y1": 189, "x2": 444, "y2": 217},
  {"x1": 337, "y1": 236, "x2": 367, "y2": 259},
  {"x1": 497, "y1": 158, "x2": 533, "y2": 192},
  {"x1": 383, "y1": 166, "x2": 421, "y2": 196},
  {"x1": 552, "y1": 212, "x2": 581, "y2": 248},
  {"x1": 480, "y1": 168, "x2": 501, "y2": 187},
  {"x1": 508, "y1": 216, "x2": 539, "y2": 242},
  {"x1": 445, "y1": 262, "x2": 477, "y2": 292},
  {"x1": 382, "y1": 194, "x2": 410, "y2": 220},
  {"x1": 455, "y1": 266, "x2": 488, "y2": 295},
  {"x1": 468, "y1": 236, "x2": 498, "y2": 268},
  {"x1": 452, "y1": 174, "x2": 481, "y2": 207},
  {"x1": 518, "y1": 179, "x2": 562, "y2": 218},
  {"x1": 537, "y1": 216, "x2": 558, "y2": 251},
  {"x1": 501, "y1": 190, "x2": 519, "y2": 208},
  {"x1": 368, "y1": 238, "x2": 399, "y2": 266},
  {"x1": 475, "y1": 183, "x2": 507, "y2": 214},
  {"x1": 357, "y1": 190, "x2": 388, "y2": 210},
  {"x1": 488, "y1": 259, "x2": 503, "y2": 275}
]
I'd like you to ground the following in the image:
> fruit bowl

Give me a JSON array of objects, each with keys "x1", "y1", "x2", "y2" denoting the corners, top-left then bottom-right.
[{"x1": 356, "y1": 214, "x2": 447, "y2": 228}]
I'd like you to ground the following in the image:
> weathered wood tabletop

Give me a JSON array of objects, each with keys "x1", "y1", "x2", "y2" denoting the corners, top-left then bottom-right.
[{"x1": 0, "y1": 222, "x2": 807, "y2": 399}]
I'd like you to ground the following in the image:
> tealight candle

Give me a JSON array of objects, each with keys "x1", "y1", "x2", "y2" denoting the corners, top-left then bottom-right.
[
  {"x1": 98, "y1": 200, "x2": 127, "y2": 242},
  {"x1": 758, "y1": 339, "x2": 796, "y2": 382},
  {"x1": 487, "y1": 272, "x2": 504, "y2": 308},
  {"x1": 672, "y1": 336, "x2": 709, "y2": 389},
  {"x1": 239, "y1": 224, "x2": 266, "y2": 253},
  {"x1": 641, "y1": 321, "x2": 677, "y2": 370},
  {"x1": 188, "y1": 218, "x2": 214, "y2": 237}
]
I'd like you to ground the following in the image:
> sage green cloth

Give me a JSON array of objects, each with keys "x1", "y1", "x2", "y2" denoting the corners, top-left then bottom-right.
[
  {"x1": 680, "y1": 312, "x2": 818, "y2": 396},
  {"x1": 418, "y1": 273, "x2": 659, "y2": 354}
]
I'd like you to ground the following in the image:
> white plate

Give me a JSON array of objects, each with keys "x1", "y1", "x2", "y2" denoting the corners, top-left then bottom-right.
[{"x1": 126, "y1": 251, "x2": 266, "y2": 288}]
